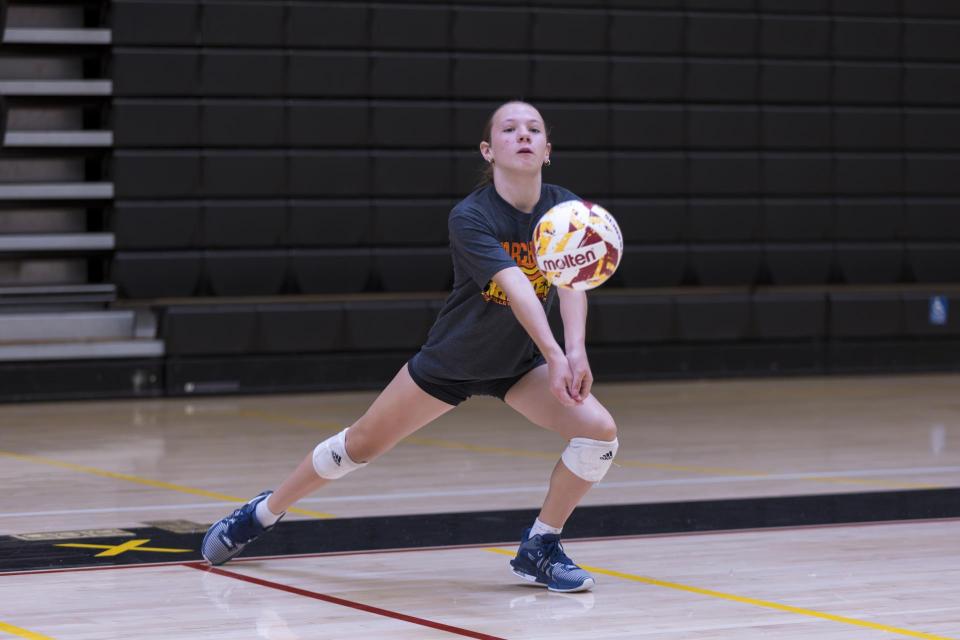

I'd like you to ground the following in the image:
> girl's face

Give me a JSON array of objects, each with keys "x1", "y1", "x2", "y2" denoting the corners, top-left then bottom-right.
[{"x1": 480, "y1": 102, "x2": 551, "y2": 176}]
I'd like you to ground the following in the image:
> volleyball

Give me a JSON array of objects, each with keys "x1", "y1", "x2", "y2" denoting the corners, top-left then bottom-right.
[{"x1": 533, "y1": 200, "x2": 623, "y2": 291}]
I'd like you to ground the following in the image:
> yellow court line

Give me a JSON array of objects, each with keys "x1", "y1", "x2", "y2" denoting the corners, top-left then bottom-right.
[
  {"x1": 0, "y1": 621, "x2": 54, "y2": 640},
  {"x1": 235, "y1": 409, "x2": 341, "y2": 432},
  {"x1": 55, "y1": 540, "x2": 192, "y2": 557},
  {"x1": 0, "y1": 450, "x2": 333, "y2": 519},
  {"x1": 234, "y1": 409, "x2": 940, "y2": 489},
  {"x1": 483, "y1": 548, "x2": 956, "y2": 640}
]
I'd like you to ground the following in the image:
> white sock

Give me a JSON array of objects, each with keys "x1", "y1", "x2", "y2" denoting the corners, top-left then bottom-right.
[
  {"x1": 255, "y1": 496, "x2": 283, "y2": 527},
  {"x1": 530, "y1": 518, "x2": 562, "y2": 537}
]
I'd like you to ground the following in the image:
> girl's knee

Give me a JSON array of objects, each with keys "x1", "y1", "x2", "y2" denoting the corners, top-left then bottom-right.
[
  {"x1": 344, "y1": 422, "x2": 380, "y2": 463},
  {"x1": 344, "y1": 415, "x2": 406, "y2": 463},
  {"x1": 596, "y1": 414, "x2": 617, "y2": 442},
  {"x1": 581, "y1": 406, "x2": 617, "y2": 442}
]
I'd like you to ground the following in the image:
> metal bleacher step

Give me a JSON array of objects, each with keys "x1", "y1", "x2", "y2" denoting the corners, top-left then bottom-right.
[
  {"x1": 0, "y1": 232, "x2": 114, "y2": 254},
  {"x1": 0, "y1": 339, "x2": 165, "y2": 362},
  {"x1": 0, "y1": 80, "x2": 112, "y2": 96},
  {"x1": 0, "y1": 283, "x2": 116, "y2": 307},
  {"x1": 3, "y1": 131, "x2": 113, "y2": 147},
  {"x1": 0, "y1": 182, "x2": 114, "y2": 200},
  {"x1": 0, "y1": 310, "x2": 136, "y2": 342},
  {"x1": 0, "y1": 309, "x2": 164, "y2": 361},
  {"x1": 2, "y1": 28, "x2": 111, "y2": 45}
]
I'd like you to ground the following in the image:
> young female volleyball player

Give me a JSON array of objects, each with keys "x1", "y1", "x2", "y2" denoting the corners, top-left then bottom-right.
[{"x1": 202, "y1": 101, "x2": 619, "y2": 593}]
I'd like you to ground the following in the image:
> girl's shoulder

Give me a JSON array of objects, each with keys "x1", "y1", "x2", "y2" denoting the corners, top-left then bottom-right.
[{"x1": 450, "y1": 185, "x2": 493, "y2": 218}]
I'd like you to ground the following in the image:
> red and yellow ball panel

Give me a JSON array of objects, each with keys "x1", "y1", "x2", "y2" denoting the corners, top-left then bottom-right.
[{"x1": 533, "y1": 200, "x2": 623, "y2": 291}]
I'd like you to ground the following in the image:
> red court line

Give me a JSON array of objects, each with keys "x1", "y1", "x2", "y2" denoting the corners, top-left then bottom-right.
[{"x1": 184, "y1": 562, "x2": 506, "y2": 640}]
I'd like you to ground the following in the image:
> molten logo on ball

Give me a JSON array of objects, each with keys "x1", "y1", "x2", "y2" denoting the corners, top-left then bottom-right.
[
  {"x1": 533, "y1": 200, "x2": 623, "y2": 291},
  {"x1": 541, "y1": 247, "x2": 601, "y2": 272}
]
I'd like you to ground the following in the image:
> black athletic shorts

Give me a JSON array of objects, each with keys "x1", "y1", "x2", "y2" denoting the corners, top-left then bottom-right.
[{"x1": 407, "y1": 356, "x2": 546, "y2": 407}]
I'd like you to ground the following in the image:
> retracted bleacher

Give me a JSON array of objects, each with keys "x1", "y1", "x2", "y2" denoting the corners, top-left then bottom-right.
[
  {"x1": 0, "y1": 0, "x2": 163, "y2": 401},
  {"x1": 94, "y1": 0, "x2": 960, "y2": 397}
]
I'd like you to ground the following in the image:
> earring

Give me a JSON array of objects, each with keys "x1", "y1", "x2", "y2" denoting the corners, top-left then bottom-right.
[{"x1": 544, "y1": 158, "x2": 551, "y2": 167}]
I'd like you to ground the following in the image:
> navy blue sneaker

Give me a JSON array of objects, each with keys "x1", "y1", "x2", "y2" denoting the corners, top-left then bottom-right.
[
  {"x1": 201, "y1": 491, "x2": 281, "y2": 566},
  {"x1": 510, "y1": 528, "x2": 595, "y2": 593}
]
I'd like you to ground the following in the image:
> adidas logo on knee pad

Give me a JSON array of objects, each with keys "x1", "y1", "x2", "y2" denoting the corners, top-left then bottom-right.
[
  {"x1": 313, "y1": 428, "x2": 366, "y2": 479},
  {"x1": 562, "y1": 437, "x2": 619, "y2": 482}
]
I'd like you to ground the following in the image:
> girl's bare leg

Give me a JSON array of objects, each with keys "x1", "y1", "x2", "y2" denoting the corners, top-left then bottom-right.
[
  {"x1": 268, "y1": 364, "x2": 455, "y2": 513},
  {"x1": 504, "y1": 364, "x2": 617, "y2": 528}
]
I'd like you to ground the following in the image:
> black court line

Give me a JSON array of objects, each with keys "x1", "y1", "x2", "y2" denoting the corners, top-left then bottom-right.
[
  {"x1": 2, "y1": 488, "x2": 957, "y2": 574},
  {"x1": 186, "y1": 563, "x2": 506, "y2": 640},
  {"x1": 3, "y1": 516, "x2": 959, "y2": 579}
]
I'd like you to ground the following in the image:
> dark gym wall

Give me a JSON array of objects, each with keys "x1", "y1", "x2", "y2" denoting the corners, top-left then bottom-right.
[{"x1": 108, "y1": 0, "x2": 960, "y2": 394}]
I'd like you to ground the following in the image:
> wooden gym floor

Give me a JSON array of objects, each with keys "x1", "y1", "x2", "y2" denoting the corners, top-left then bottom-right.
[{"x1": 1, "y1": 373, "x2": 958, "y2": 639}]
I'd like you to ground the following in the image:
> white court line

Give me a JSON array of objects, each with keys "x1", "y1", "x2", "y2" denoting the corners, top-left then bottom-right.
[{"x1": 2, "y1": 465, "x2": 958, "y2": 519}]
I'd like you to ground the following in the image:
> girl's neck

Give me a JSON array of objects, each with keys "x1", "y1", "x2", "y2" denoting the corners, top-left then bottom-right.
[{"x1": 492, "y1": 170, "x2": 542, "y2": 214}]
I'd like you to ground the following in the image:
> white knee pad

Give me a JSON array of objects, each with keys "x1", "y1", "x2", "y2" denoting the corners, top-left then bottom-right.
[
  {"x1": 312, "y1": 428, "x2": 367, "y2": 480},
  {"x1": 561, "y1": 437, "x2": 619, "y2": 482}
]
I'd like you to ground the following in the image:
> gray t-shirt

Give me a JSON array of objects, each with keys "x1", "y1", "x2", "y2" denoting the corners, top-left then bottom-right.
[{"x1": 410, "y1": 183, "x2": 579, "y2": 383}]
